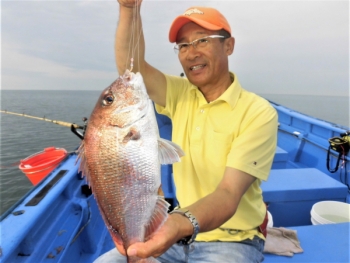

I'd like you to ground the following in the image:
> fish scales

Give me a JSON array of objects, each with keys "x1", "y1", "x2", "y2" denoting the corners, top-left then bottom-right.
[
  {"x1": 87, "y1": 114, "x2": 159, "y2": 244},
  {"x1": 77, "y1": 70, "x2": 184, "y2": 262}
]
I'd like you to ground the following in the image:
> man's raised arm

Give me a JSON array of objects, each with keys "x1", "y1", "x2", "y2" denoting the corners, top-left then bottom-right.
[{"x1": 115, "y1": 0, "x2": 167, "y2": 107}]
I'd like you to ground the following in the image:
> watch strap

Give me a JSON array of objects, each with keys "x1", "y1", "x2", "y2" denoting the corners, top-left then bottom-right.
[{"x1": 170, "y1": 209, "x2": 200, "y2": 245}]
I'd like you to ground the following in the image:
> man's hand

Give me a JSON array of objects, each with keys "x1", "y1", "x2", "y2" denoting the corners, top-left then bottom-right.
[
  {"x1": 117, "y1": 0, "x2": 142, "y2": 8},
  {"x1": 125, "y1": 213, "x2": 192, "y2": 259}
]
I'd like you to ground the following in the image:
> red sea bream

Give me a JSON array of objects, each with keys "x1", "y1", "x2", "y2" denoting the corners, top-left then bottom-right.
[{"x1": 77, "y1": 70, "x2": 184, "y2": 263}]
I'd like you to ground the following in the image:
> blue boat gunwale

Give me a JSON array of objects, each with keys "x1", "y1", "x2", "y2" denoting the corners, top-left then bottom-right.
[{"x1": 269, "y1": 100, "x2": 349, "y2": 131}]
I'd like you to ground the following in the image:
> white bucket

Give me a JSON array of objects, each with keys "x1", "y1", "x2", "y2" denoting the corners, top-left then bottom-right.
[{"x1": 311, "y1": 201, "x2": 350, "y2": 225}]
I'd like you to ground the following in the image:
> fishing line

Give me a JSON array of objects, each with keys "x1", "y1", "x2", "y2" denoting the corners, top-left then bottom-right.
[{"x1": 126, "y1": 0, "x2": 143, "y2": 72}]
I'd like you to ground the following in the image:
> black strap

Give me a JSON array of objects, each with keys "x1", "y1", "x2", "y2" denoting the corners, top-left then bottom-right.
[{"x1": 327, "y1": 145, "x2": 343, "y2": 173}]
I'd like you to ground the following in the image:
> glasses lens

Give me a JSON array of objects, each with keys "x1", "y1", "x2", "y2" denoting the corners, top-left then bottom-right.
[
  {"x1": 174, "y1": 44, "x2": 188, "y2": 54},
  {"x1": 195, "y1": 38, "x2": 209, "y2": 49}
]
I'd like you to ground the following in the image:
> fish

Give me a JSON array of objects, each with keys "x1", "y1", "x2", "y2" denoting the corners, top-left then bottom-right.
[{"x1": 77, "y1": 70, "x2": 184, "y2": 263}]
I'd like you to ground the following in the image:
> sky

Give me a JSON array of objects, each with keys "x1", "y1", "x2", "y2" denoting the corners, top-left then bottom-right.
[{"x1": 1, "y1": 0, "x2": 349, "y2": 96}]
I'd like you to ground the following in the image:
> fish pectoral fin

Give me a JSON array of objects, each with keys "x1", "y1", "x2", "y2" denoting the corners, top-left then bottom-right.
[
  {"x1": 158, "y1": 138, "x2": 185, "y2": 164},
  {"x1": 144, "y1": 196, "x2": 170, "y2": 241}
]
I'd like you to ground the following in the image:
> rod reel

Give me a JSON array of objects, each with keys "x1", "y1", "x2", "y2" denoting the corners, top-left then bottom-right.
[
  {"x1": 71, "y1": 117, "x2": 88, "y2": 140},
  {"x1": 327, "y1": 130, "x2": 350, "y2": 173}
]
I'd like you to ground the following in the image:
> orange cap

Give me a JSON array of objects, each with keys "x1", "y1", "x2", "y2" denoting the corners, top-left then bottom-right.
[{"x1": 169, "y1": 7, "x2": 231, "y2": 43}]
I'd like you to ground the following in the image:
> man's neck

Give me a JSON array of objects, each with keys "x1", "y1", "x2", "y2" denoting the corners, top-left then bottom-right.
[{"x1": 199, "y1": 74, "x2": 233, "y2": 103}]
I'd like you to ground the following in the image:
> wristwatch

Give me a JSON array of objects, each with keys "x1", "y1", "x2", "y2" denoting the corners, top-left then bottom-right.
[{"x1": 169, "y1": 208, "x2": 200, "y2": 245}]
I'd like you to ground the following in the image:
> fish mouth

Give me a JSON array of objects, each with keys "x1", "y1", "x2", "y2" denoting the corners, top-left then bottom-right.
[{"x1": 190, "y1": 64, "x2": 206, "y2": 71}]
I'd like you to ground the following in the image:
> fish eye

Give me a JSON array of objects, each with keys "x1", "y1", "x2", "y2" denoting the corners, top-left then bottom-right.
[{"x1": 102, "y1": 94, "x2": 114, "y2": 106}]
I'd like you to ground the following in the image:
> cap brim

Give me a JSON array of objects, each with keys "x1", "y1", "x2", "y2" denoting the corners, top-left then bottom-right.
[{"x1": 169, "y1": 16, "x2": 222, "y2": 43}]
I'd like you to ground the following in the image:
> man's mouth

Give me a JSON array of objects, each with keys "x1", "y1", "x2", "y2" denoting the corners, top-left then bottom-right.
[{"x1": 190, "y1": 64, "x2": 205, "y2": 71}]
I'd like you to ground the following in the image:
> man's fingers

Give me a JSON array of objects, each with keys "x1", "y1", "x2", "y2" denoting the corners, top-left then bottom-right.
[
  {"x1": 127, "y1": 238, "x2": 167, "y2": 259},
  {"x1": 117, "y1": 0, "x2": 142, "y2": 8}
]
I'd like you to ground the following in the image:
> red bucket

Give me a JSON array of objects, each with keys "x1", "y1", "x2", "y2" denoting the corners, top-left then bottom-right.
[{"x1": 19, "y1": 147, "x2": 67, "y2": 185}]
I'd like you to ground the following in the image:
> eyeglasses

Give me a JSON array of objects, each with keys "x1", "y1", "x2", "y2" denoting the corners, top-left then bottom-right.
[{"x1": 174, "y1": 35, "x2": 227, "y2": 54}]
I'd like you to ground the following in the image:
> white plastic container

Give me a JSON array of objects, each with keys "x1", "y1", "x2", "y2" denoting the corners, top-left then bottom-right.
[{"x1": 311, "y1": 201, "x2": 350, "y2": 225}]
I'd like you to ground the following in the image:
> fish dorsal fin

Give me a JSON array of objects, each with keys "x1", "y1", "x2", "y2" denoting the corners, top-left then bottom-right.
[
  {"x1": 158, "y1": 138, "x2": 185, "y2": 164},
  {"x1": 144, "y1": 196, "x2": 170, "y2": 241},
  {"x1": 76, "y1": 141, "x2": 92, "y2": 186}
]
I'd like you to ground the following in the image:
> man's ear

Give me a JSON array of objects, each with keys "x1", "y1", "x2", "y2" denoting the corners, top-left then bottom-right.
[{"x1": 225, "y1": 37, "x2": 235, "y2": 55}]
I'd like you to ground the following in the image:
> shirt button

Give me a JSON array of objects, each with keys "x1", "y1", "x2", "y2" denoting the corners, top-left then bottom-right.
[
  {"x1": 200, "y1": 109, "x2": 204, "y2": 113},
  {"x1": 196, "y1": 127, "x2": 200, "y2": 131}
]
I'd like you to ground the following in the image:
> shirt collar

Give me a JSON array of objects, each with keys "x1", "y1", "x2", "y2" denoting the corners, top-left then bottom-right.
[{"x1": 189, "y1": 72, "x2": 242, "y2": 109}]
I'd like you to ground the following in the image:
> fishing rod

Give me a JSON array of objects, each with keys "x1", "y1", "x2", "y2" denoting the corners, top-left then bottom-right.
[{"x1": 1, "y1": 110, "x2": 87, "y2": 140}]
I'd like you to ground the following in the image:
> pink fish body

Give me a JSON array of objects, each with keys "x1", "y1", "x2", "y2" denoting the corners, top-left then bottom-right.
[{"x1": 78, "y1": 70, "x2": 184, "y2": 263}]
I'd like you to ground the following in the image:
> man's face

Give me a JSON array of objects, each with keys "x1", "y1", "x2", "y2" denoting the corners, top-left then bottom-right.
[{"x1": 176, "y1": 22, "x2": 233, "y2": 89}]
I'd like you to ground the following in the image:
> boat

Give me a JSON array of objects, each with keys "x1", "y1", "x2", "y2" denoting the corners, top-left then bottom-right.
[{"x1": 0, "y1": 101, "x2": 349, "y2": 263}]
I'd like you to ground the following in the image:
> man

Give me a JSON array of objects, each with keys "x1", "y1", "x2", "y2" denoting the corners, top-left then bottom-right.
[{"x1": 96, "y1": 1, "x2": 277, "y2": 262}]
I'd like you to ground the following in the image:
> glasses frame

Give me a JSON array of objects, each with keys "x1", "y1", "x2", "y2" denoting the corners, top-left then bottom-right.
[{"x1": 173, "y1": 35, "x2": 227, "y2": 54}]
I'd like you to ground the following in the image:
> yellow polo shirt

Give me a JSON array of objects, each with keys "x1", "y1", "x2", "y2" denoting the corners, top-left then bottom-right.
[{"x1": 155, "y1": 73, "x2": 277, "y2": 241}]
